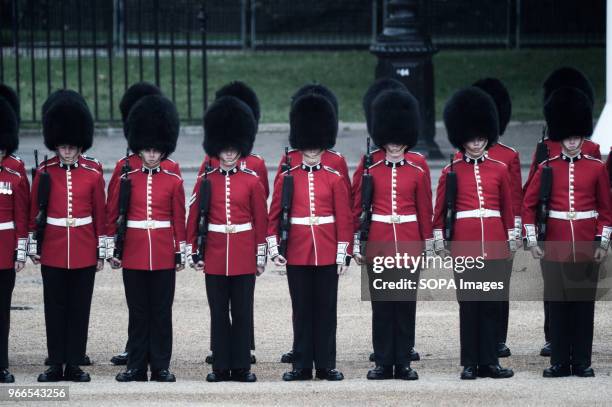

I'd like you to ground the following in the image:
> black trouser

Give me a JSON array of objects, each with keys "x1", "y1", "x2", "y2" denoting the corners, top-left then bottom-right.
[
  {"x1": 0, "y1": 269, "x2": 16, "y2": 369},
  {"x1": 497, "y1": 258, "x2": 513, "y2": 344},
  {"x1": 455, "y1": 259, "x2": 506, "y2": 367},
  {"x1": 541, "y1": 259, "x2": 551, "y2": 343},
  {"x1": 205, "y1": 273, "x2": 255, "y2": 371},
  {"x1": 41, "y1": 265, "x2": 96, "y2": 366},
  {"x1": 123, "y1": 269, "x2": 175, "y2": 371},
  {"x1": 541, "y1": 260, "x2": 598, "y2": 367},
  {"x1": 287, "y1": 264, "x2": 338, "y2": 370}
]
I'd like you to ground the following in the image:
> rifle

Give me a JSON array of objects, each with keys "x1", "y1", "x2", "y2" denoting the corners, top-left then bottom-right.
[
  {"x1": 444, "y1": 155, "x2": 457, "y2": 242},
  {"x1": 113, "y1": 149, "x2": 132, "y2": 260},
  {"x1": 31, "y1": 149, "x2": 39, "y2": 181},
  {"x1": 196, "y1": 162, "x2": 212, "y2": 263},
  {"x1": 536, "y1": 153, "x2": 553, "y2": 245},
  {"x1": 358, "y1": 137, "x2": 374, "y2": 256},
  {"x1": 278, "y1": 147, "x2": 294, "y2": 258},
  {"x1": 34, "y1": 155, "x2": 50, "y2": 255}
]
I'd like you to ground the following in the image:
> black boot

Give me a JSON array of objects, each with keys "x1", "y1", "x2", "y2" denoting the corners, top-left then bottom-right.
[
  {"x1": 64, "y1": 365, "x2": 91, "y2": 382},
  {"x1": 205, "y1": 353, "x2": 214, "y2": 365},
  {"x1": 543, "y1": 364, "x2": 571, "y2": 378},
  {"x1": 366, "y1": 365, "x2": 393, "y2": 380},
  {"x1": 572, "y1": 365, "x2": 595, "y2": 378},
  {"x1": 409, "y1": 348, "x2": 421, "y2": 361},
  {"x1": 280, "y1": 350, "x2": 295, "y2": 364},
  {"x1": 315, "y1": 368, "x2": 344, "y2": 381},
  {"x1": 111, "y1": 352, "x2": 129, "y2": 366},
  {"x1": 151, "y1": 369, "x2": 176, "y2": 382},
  {"x1": 37, "y1": 365, "x2": 64, "y2": 382},
  {"x1": 232, "y1": 369, "x2": 257, "y2": 382},
  {"x1": 395, "y1": 365, "x2": 418, "y2": 380},
  {"x1": 206, "y1": 370, "x2": 231, "y2": 382},
  {"x1": 497, "y1": 343, "x2": 511, "y2": 358},
  {"x1": 0, "y1": 369, "x2": 15, "y2": 383},
  {"x1": 116, "y1": 368, "x2": 148, "y2": 382},
  {"x1": 460, "y1": 366, "x2": 477, "y2": 380},
  {"x1": 282, "y1": 368, "x2": 312, "y2": 381},
  {"x1": 477, "y1": 364, "x2": 514, "y2": 379},
  {"x1": 540, "y1": 342, "x2": 552, "y2": 357}
]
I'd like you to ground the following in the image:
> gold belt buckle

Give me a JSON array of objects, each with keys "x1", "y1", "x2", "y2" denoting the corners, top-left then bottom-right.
[
  {"x1": 390, "y1": 215, "x2": 400, "y2": 224},
  {"x1": 146, "y1": 220, "x2": 155, "y2": 229},
  {"x1": 309, "y1": 216, "x2": 320, "y2": 225},
  {"x1": 567, "y1": 211, "x2": 576, "y2": 220},
  {"x1": 225, "y1": 225, "x2": 236, "y2": 233},
  {"x1": 66, "y1": 218, "x2": 75, "y2": 227}
]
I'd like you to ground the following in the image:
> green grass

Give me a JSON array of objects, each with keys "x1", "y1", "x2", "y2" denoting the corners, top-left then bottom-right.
[{"x1": 0, "y1": 48, "x2": 604, "y2": 125}]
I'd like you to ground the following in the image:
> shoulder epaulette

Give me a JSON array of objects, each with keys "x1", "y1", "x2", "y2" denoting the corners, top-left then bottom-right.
[
  {"x1": 326, "y1": 149, "x2": 343, "y2": 157},
  {"x1": 198, "y1": 167, "x2": 218, "y2": 178},
  {"x1": 81, "y1": 155, "x2": 101, "y2": 165},
  {"x1": 407, "y1": 151, "x2": 425, "y2": 157},
  {"x1": 538, "y1": 155, "x2": 560, "y2": 167},
  {"x1": 3, "y1": 167, "x2": 21, "y2": 177},
  {"x1": 323, "y1": 165, "x2": 340, "y2": 176},
  {"x1": 487, "y1": 157, "x2": 508, "y2": 168},
  {"x1": 443, "y1": 159, "x2": 463, "y2": 170},
  {"x1": 584, "y1": 154, "x2": 604, "y2": 164},
  {"x1": 249, "y1": 153, "x2": 263, "y2": 160},
  {"x1": 281, "y1": 165, "x2": 300, "y2": 176},
  {"x1": 370, "y1": 148, "x2": 381, "y2": 154},
  {"x1": 406, "y1": 160, "x2": 424, "y2": 172},
  {"x1": 8, "y1": 154, "x2": 23, "y2": 163},
  {"x1": 240, "y1": 167, "x2": 258, "y2": 177},
  {"x1": 368, "y1": 159, "x2": 384, "y2": 170},
  {"x1": 38, "y1": 160, "x2": 58, "y2": 170},
  {"x1": 81, "y1": 164, "x2": 101, "y2": 174},
  {"x1": 496, "y1": 142, "x2": 517, "y2": 153},
  {"x1": 165, "y1": 157, "x2": 176, "y2": 163},
  {"x1": 162, "y1": 169, "x2": 182, "y2": 180}
]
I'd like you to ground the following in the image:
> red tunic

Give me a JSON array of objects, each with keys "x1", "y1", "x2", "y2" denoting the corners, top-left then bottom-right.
[
  {"x1": 28, "y1": 157, "x2": 107, "y2": 269},
  {"x1": 433, "y1": 154, "x2": 515, "y2": 260},
  {"x1": 198, "y1": 153, "x2": 269, "y2": 199},
  {"x1": 0, "y1": 165, "x2": 29, "y2": 268},
  {"x1": 267, "y1": 163, "x2": 353, "y2": 266},
  {"x1": 352, "y1": 148, "x2": 431, "y2": 231},
  {"x1": 186, "y1": 167, "x2": 268, "y2": 276},
  {"x1": 522, "y1": 153, "x2": 612, "y2": 262},
  {"x1": 1, "y1": 154, "x2": 30, "y2": 195},
  {"x1": 352, "y1": 158, "x2": 433, "y2": 259},
  {"x1": 274, "y1": 149, "x2": 351, "y2": 193},
  {"x1": 107, "y1": 166, "x2": 186, "y2": 271},
  {"x1": 524, "y1": 138, "x2": 601, "y2": 193}
]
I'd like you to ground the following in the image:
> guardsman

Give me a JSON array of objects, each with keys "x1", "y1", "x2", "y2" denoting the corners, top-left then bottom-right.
[
  {"x1": 0, "y1": 86, "x2": 28, "y2": 384},
  {"x1": 523, "y1": 67, "x2": 600, "y2": 358},
  {"x1": 197, "y1": 81, "x2": 268, "y2": 366},
  {"x1": 186, "y1": 95, "x2": 268, "y2": 383},
  {"x1": 352, "y1": 87, "x2": 433, "y2": 380},
  {"x1": 276, "y1": 83, "x2": 351, "y2": 365},
  {"x1": 451, "y1": 78, "x2": 521, "y2": 358},
  {"x1": 355, "y1": 77, "x2": 431, "y2": 364},
  {"x1": 522, "y1": 86, "x2": 611, "y2": 378},
  {"x1": 29, "y1": 91, "x2": 107, "y2": 382},
  {"x1": 433, "y1": 87, "x2": 515, "y2": 380},
  {"x1": 267, "y1": 89, "x2": 353, "y2": 381},
  {"x1": 108, "y1": 95, "x2": 185, "y2": 382},
  {"x1": 108, "y1": 82, "x2": 182, "y2": 367}
]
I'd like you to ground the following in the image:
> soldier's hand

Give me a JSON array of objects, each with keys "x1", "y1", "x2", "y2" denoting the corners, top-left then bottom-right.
[
  {"x1": 96, "y1": 260, "x2": 105, "y2": 272},
  {"x1": 176, "y1": 264, "x2": 185, "y2": 272},
  {"x1": 110, "y1": 257, "x2": 122, "y2": 269},
  {"x1": 30, "y1": 255, "x2": 40, "y2": 265},
  {"x1": 594, "y1": 247, "x2": 608, "y2": 263},
  {"x1": 273, "y1": 255, "x2": 287, "y2": 266},
  {"x1": 354, "y1": 253, "x2": 363, "y2": 266},
  {"x1": 338, "y1": 265, "x2": 349, "y2": 276},
  {"x1": 256, "y1": 266, "x2": 265, "y2": 276},
  {"x1": 530, "y1": 246, "x2": 544, "y2": 259},
  {"x1": 195, "y1": 260, "x2": 205, "y2": 272},
  {"x1": 15, "y1": 261, "x2": 25, "y2": 272}
]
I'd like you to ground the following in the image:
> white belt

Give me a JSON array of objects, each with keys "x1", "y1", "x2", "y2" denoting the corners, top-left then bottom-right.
[
  {"x1": 290, "y1": 215, "x2": 335, "y2": 226},
  {"x1": 371, "y1": 214, "x2": 417, "y2": 224},
  {"x1": 208, "y1": 222, "x2": 252, "y2": 233},
  {"x1": 0, "y1": 221, "x2": 15, "y2": 231},
  {"x1": 47, "y1": 216, "x2": 93, "y2": 227},
  {"x1": 127, "y1": 220, "x2": 172, "y2": 229},
  {"x1": 549, "y1": 210, "x2": 598, "y2": 220},
  {"x1": 456, "y1": 209, "x2": 501, "y2": 219}
]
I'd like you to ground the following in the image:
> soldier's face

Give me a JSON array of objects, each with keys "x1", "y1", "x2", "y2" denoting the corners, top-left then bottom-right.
[
  {"x1": 384, "y1": 143, "x2": 406, "y2": 159},
  {"x1": 562, "y1": 136, "x2": 584, "y2": 155},
  {"x1": 302, "y1": 149, "x2": 323, "y2": 165},
  {"x1": 57, "y1": 145, "x2": 81, "y2": 163},
  {"x1": 141, "y1": 149, "x2": 163, "y2": 167},
  {"x1": 463, "y1": 137, "x2": 488, "y2": 157},
  {"x1": 219, "y1": 148, "x2": 240, "y2": 167}
]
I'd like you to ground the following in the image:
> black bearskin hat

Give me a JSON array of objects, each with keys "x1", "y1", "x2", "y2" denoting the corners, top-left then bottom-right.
[
  {"x1": 215, "y1": 81, "x2": 260, "y2": 125},
  {"x1": 289, "y1": 92, "x2": 338, "y2": 151},
  {"x1": 0, "y1": 84, "x2": 20, "y2": 123},
  {"x1": 371, "y1": 89, "x2": 420, "y2": 150},
  {"x1": 472, "y1": 77, "x2": 512, "y2": 135},
  {"x1": 203, "y1": 96, "x2": 256, "y2": 158},
  {"x1": 120, "y1": 82, "x2": 162, "y2": 136},
  {"x1": 291, "y1": 83, "x2": 339, "y2": 117},
  {"x1": 544, "y1": 86, "x2": 593, "y2": 141},
  {"x1": 443, "y1": 86, "x2": 499, "y2": 151},
  {"x1": 43, "y1": 91, "x2": 94, "y2": 152},
  {"x1": 127, "y1": 95, "x2": 179, "y2": 156},
  {"x1": 362, "y1": 77, "x2": 407, "y2": 135},
  {"x1": 0, "y1": 97, "x2": 19, "y2": 156},
  {"x1": 542, "y1": 66, "x2": 594, "y2": 106}
]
